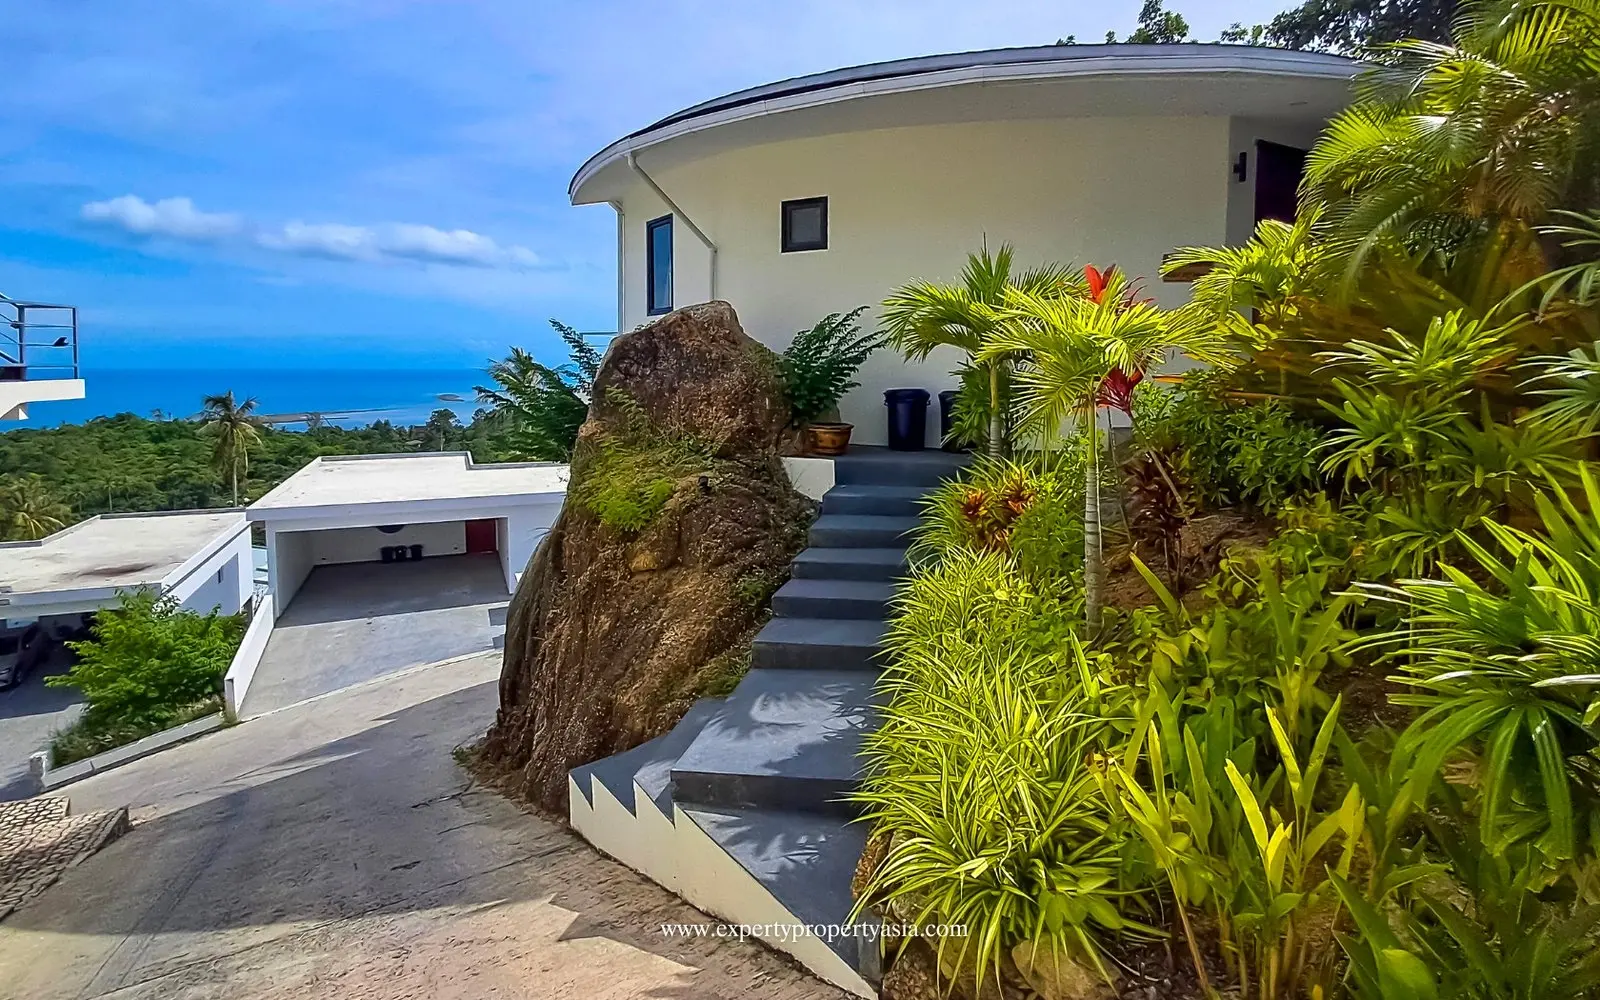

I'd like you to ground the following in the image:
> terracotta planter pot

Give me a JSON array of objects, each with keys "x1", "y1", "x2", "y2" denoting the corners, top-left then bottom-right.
[{"x1": 807, "y1": 422, "x2": 853, "y2": 456}]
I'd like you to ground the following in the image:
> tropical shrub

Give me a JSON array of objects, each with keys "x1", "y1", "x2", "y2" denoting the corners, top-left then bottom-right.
[
  {"x1": 49, "y1": 589, "x2": 243, "y2": 729},
  {"x1": 1357, "y1": 472, "x2": 1600, "y2": 864},
  {"x1": 911, "y1": 455, "x2": 1085, "y2": 581},
  {"x1": 1133, "y1": 371, "x2": 1323, "y2": 511},
  {"x1": 776, "y1": 307, "x2": 886, "y2": 426}
]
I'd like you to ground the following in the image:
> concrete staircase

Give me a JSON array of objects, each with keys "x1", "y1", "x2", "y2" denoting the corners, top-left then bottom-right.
[{"x1": 567, "y1": 447, "x2": 966, "y2": 997}]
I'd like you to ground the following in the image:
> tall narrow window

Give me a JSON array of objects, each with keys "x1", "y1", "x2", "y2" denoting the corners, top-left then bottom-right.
[
  {"x1": 646, "y1": 215, "x2": 674, "y2": 315},
  {"x1": 781, "y1": 197, "x2": 828, "y2": 253}
]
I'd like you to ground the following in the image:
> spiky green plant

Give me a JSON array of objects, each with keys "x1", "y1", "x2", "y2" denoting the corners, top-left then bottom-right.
[
  {"x1": 852, "y1": 549, "x2": 1147, "y2": 988},
  {"x1": 910, "y1": 455, "x2": 1085, "y2": 581},
  {"x1": 882, "y1": 245, "x2": 1081, "y2": 456},
  {"x1": 1356, "y1": 466, "x2": 1600, "y2": 862}
]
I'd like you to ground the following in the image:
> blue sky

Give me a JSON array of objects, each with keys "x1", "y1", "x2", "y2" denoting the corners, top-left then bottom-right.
[{"x1": 2, "y1": 0, "x2": 1289, "y2": 371}]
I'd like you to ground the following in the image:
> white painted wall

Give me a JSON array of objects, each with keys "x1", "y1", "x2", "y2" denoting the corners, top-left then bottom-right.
[
  {"x1": 1224, "y1": 117, "x2": 1327, "y2": 244},
  {"x1": 169, "y1": 531, "x2": 253, "y2": 616},
  {"x1": 781, "y1": 457, "x2": 835, "y2": 501},
  {"x1": 223, "y1": 594, "x2": 275, "y2": 716},
  {"x1": 614, "y1": 115, "x2": 1235, "y2": 445},
  {"x1": 305, "y1": 521, "x2": 467, "y2": 566},
  {"x1": 267, "y1": 527, "x2": 316, "y2": 617},
  {"x1": 499, "y1": 504, "x2": 561, "y2": 591}
]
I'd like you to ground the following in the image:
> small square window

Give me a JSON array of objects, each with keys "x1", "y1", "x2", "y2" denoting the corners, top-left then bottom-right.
[{"x1": 781, "y1": 197, "x2": 828, "y2": 253}]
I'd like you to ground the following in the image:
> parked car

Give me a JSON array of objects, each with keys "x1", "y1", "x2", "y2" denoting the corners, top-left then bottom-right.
[{"x1": 0, "y1": 624, "x2": 47, "y2": 690}]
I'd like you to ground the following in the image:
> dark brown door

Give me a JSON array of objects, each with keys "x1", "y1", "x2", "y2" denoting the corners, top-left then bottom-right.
[
  {"x1": 1255, "y1": 140, "x2": 1309, "y2": 225},
  {"x1": 465, "y1": 519, "x2": 498, "y2": 554}
]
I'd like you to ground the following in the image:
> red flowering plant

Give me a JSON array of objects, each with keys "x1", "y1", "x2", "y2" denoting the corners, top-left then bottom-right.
[{"x1": 982, "y1": 263, "x2": 1234, "y2": 624}]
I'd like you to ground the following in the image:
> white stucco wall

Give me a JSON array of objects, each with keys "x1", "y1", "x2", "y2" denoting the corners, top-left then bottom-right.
[
  {"x1": 267, "y1": 527, "x2": 316, "y2": 618},
  {"x1": 612, "y1": 114, "x2": 1236, "y2": 445},
  {"x1": 499, "y1": 504, "x2": 561, "y2": 591},
  {"x1": 1224, "y1": 117, "x2": 1326, "y2": 244},
  {"x1": 169, "y1": 531, "x2": 253, "y2": 616},
  {"x1": 304, "y1": 521, "x2": 468, "y2": 566}
]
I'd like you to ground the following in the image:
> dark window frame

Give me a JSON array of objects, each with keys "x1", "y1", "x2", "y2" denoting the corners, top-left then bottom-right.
[
  {"x1": 780, "y1": 197, "x2": 828, "y2": 253},
  {"x1": 646, "y1": 214, "x2": 674, "y2": 315}
]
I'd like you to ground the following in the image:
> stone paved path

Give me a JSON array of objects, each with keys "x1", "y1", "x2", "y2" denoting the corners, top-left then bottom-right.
[
  {"x1": 0, "y1": 651, "x2": 849, "y2": 1000},
  {"x1": 0, "y1": 795, "x2": 128, "y2": 921}
]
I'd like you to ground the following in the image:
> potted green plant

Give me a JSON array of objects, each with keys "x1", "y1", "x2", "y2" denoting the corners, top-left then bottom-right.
[{"x1": 778, "y1": 307, "x2": 887, "y2": 455}]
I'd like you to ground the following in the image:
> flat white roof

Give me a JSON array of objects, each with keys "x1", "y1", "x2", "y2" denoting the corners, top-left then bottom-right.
[
  {"x1": 247, "y1": 453, "x2": 569, "y2": 515},
  {"x1": 0, "y1": 509, "x2": 246, "y2": 597}
]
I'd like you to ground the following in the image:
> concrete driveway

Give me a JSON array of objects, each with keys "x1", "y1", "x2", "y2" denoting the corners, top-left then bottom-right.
[
  {"x1": 0, "y1": 650, "x2": 848, "y2": 1000},
  {"x1": 241, "y1": 553, "x2": 510, "y2": 716},
  {"x1": 0, "y1": 650, "x2": 83, "y2": 803}
]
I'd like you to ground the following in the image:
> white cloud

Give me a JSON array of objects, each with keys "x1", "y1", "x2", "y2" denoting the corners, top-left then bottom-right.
[
  {"x1": 81, "y1": 194, "x2": 240, "y2": 240},
  {"x1": 258, "y1": 220, "x2": 539, "y2": 268},
  {"x1": 257, "y1": 220, "x2": 378, "y2": 261},
  {"x1": 80, "y1": 194, "x2": 541, "y2": 270}
]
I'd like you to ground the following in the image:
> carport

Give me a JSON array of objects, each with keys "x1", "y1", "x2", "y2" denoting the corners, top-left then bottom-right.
[
  {"x1": 0, "y1": 509, "x2": 252, "y2": 800},
  {"x1": 248, "y1": 453, "x2": 568, "y2": 613},
  {"x1": 238, "y1": 453, "x2": 568, "y2": 715}
]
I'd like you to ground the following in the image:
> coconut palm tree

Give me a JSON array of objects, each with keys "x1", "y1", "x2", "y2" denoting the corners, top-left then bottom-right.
[
  {"x1": 474, "y1": 320, "x2": 601, "y2": 462},
  {"x1": 881, "y1": 245, "x2": 1080, "y2": 456},
  {"x1": 0, "y1": 474, "x2": 71, "y2": 541},
  {"x1": 200, "y1": 390, "x2": 263, "y2": 506},
  {"x1": 985, "y1": 266, "x2": 1234, "y2": 628},
  {"x1": 1304, "y1": 0, "x2": 1600, "y2": 281}
]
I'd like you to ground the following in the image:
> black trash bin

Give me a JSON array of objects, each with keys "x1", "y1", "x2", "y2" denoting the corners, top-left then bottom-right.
[
  {"x1": 884, "y1": 388, "x2": 930, "y2": 451},
  {"x1": 410, "y1": 544, "x2": 424, "y2": 561},
  {"x1": 937, "y1": 389, "x2": 964, "y2": 452}
]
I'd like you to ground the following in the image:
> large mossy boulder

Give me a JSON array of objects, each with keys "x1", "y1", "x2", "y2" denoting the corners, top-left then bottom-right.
[{"x1": 479, "y1": 301, "x2": 814, "y2": 812}]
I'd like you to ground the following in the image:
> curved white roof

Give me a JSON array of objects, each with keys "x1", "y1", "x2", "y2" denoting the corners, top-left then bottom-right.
[{"x1": 570, "y1": 43, "x2": 1360, "y2": 203}]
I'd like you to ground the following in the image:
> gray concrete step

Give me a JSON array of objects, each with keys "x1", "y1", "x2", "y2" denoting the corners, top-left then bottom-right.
[
  {"x1": 570, "y1": 698, "x2": 724, "y2": 818},
  {"x1": 751, "y1": 617, "x2": 885, "y2": 671},
  {"x1": 832, "y1": 446, "x2": 969, "y2": 487},
  {"x1": 682, "y1": 804, "x2": 876, "y2": 976},
  {"x1": 791, "y1": 546, "x2": 908, "y2": 582},
  {"x1": 809, "y1": 514, "x2": 918, "y2": 548},
  {"x1": 772, "y1": 578, "x2": 895, "y2": 620},
  {"x1": 671, "y1": 669, "x2": 882, "y2": 817},
  {"x1": 820, "y1": 484, "x2": 929, "y2": 518}
]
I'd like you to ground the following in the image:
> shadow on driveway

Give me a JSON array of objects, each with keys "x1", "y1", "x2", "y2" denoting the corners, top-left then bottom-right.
[{"x1": 0, "y1": 652, "x2": 83, "y2": 803}]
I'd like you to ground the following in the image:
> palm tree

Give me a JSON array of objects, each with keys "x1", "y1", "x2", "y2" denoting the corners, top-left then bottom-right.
[
  {"x1": 882, "y1": 245, "x2": 1080, "y2": 456},
  {"x1": 0, "y1": 475, "x2": 71, "y2": 541},
  {"x1": 1304, "y1": 0, "x2": 1600, "y2": 281},
  {"x1": 474, "y1": 320, "x2": 601, "y2": 462},
  {"x1": 200, "y1": 390, "x2": 263, "y2": 505},
  {"x1": 985, "y1": 266, "x2": 1233, "y2": 628}
]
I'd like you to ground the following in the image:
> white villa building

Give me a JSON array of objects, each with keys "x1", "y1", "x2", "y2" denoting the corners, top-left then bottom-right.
[
  {"x1": 0, "y1": 510, "x2": 253, "y2": 627},
  {"x1": 560, "y1": 43, "x2": 1363, "y2": 996},
  {"x1": 571, "y1": 43, "x2": 1358, "y2": 445},
  {"x1": 247, "y1": 453, "x2": 569, "y2": 613}
]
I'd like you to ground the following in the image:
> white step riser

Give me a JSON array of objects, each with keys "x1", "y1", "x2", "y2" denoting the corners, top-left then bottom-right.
[{"x1": 568, "y1": 774, "x2": 875, "y2": 999}]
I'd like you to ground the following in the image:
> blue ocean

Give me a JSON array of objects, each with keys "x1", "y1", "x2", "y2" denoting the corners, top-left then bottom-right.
[{"x1": 35, "y1": 369, "x2": 490, "y2": 429}]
